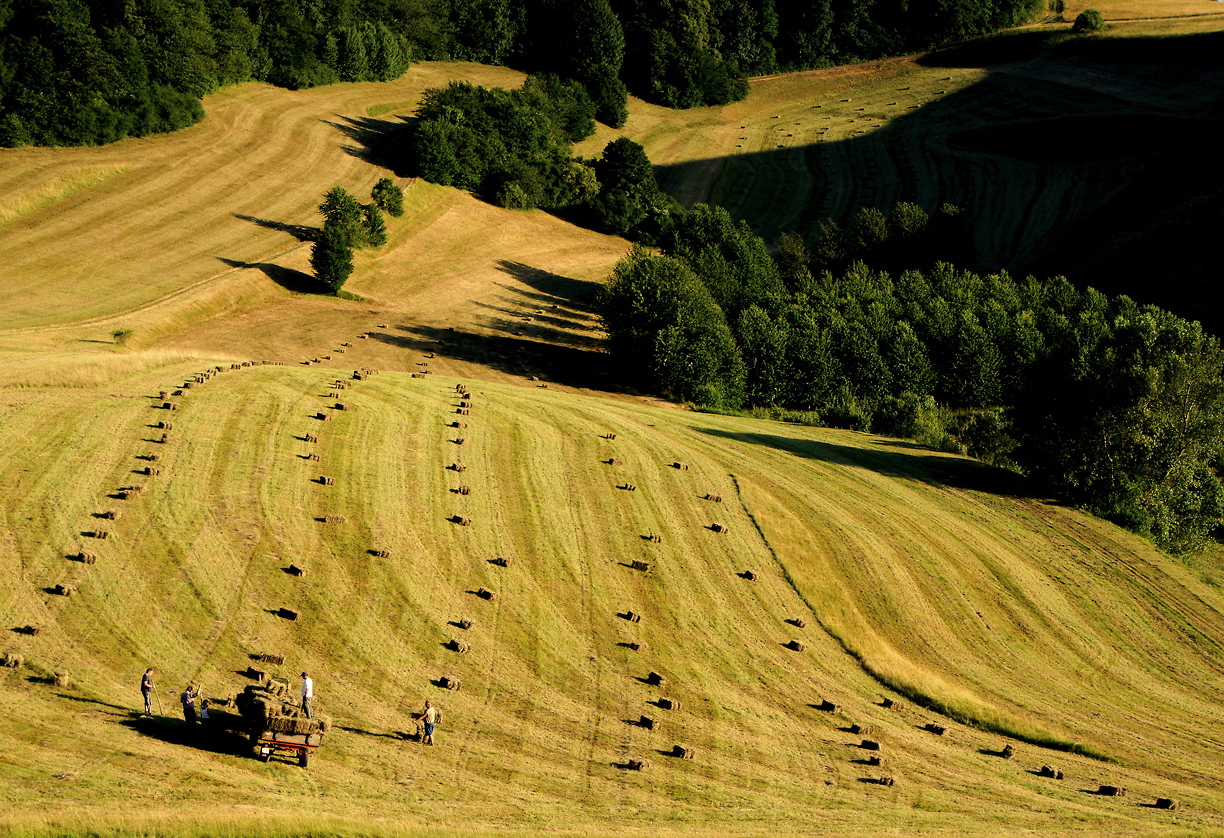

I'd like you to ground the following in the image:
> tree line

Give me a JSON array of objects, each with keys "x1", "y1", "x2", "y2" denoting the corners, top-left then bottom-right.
[
  {"x1": 1, "y1": 0, "x2": 1043, "y2": 147},
  {"x1": 600, "y1": 203, "x2": 1224, "y2": 553}
]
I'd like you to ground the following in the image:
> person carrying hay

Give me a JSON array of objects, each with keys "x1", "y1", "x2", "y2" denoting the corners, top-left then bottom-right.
[
  {"x1": 301, "y1": 672, "x2": 314, "y2": 718},
  {"x1": 141, "y1": 668, "x2": 155, "y2": 715},
  {"x1": 416, "y1": 700, "x2": 438, "y2": 746},
  {"x1": 180, "y1": 684, "x2": 200, "y2": 726}
]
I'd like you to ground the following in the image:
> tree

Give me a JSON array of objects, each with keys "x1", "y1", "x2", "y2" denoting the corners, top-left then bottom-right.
[
  {"x1": 363, "y1": 204, "x2": 387, "y2": 246},
  {"x1": 1072, "y1": 9, "x2": 1104, "y2": 33},
  {"x1": 319, "y1": 186, "x2": 366, "y2": 247},
  {"x1": 371, "y1": 177, "x2": 404, "y2": 216},
  {"x1": 310, "y1": 222, "x2": 354, "y2": 292}
]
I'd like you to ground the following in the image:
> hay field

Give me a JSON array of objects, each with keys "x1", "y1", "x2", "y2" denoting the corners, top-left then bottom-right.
[{"x1": 0, "y1": 349, "x2": 1221, "y2": 836}]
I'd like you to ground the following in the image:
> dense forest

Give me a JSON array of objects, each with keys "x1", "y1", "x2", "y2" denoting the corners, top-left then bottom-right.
[
  {"x1": 599, "y1": 203, "x2": 1224, "y2": 553},
  {"x1": 0, "y1": 0, "x2": 1042, "y2": 146}
]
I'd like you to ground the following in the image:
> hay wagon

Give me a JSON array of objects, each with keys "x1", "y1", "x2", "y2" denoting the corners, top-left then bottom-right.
[{"x1": 234, "y1": 680, "x2": 329, "y2": 768}]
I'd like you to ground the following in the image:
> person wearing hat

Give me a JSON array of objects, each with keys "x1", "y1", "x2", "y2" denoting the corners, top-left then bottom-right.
[{"x1": 301, "y1": 671, "x2": 313, "y2": 718}]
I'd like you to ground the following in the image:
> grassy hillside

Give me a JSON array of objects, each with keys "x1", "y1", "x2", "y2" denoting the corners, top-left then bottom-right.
[
  {"x1": 1, "y1": 350, "x2": 1222, "y2": 836},
  {"x1": 2, "y1": 3, "x2": 1224, "y2": 835}
]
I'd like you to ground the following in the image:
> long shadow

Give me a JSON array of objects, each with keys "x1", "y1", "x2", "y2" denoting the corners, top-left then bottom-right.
[
  {"x1": 120, "y1": 716, "x2": 247, "y2": 755},
  {"x1": 495, "y1": 261, "x2": 603, "y2": 313},
  {"x1": 696, "y1": 426, "x2": 1034, "y2": 497},
  {"x1": 649, "y1": 29, "x2": 1224, "y2": 333},
  {"x1": 217, "y1": 257, "x2": 326, "y2": 295},
  {"x1": 233, "y1": 214, "x2": 317, "y2": 242},
  {"x1": 369, "y1": 325, "x2": 627, "y2": 394},
  {"x1": 323, "y1": 114, "x2": 414, "y2": 172}
]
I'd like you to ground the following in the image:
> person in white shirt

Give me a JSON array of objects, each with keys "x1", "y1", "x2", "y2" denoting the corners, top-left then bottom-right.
[{"x1": 301, "y1": 671, "x2": 314, "y2": 718}]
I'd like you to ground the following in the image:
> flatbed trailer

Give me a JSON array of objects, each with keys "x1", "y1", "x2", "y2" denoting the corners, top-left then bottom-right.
[{"x1": 250, "y1": 727, "x2": 323, "y2": 767}]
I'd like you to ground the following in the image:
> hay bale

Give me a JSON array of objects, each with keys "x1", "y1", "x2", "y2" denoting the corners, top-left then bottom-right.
[
  {"x1": 454, "y1": 437, "x2": 466, "y2": 445},
  {"x1": 606, "y1": 458, "x2": 622, "y2": 466},
  {"x1": 247, "y1": 667, "x2": 269, "y2": 681},
  {"x1": 881, "y1": 697, "x2": 899, "y2": 709},
  {"x1": 288, "y1": 564, "x2": 307, "y2": 576},
  {"x1": 304, "y1": 433, "x2": 317, "y2": 443},
  {"x1": 867, "y1": 755, "x2": 883, "y2": 767},
  {"x1": 704, "y1": 493, "x2": 722, "y2": 502},
  {"x1": 630, "y1": 560, "x2": 651, "y2": 573},
  {"x1": 1001, "y1": 743, "x2": 1016, "y2": 759},
  {"x1": 924, "y1": 723, "x2": 947, "y2": 736},
  {"x1": 53, "y1": 584, "x2": 75, "y2": 597},
  {"x1": 620, "y1": 483, "x2": 637, "y2": 491},
  {"x1": 157, "y1": 421, "x2": 173, "y2": 430},
  {"x1": 457, "y1": 408, "x2": 470, "y2": 415},
  {"x1": 646, "y1": 671, "x2": 664, "y2": 686},
  {"x1": 451, "y1": 463, "x2": 466, "y2": 472},
  {"x1": 453, "y1": 515, "x2": 472, "y2": 526},
  {"x1": 850, "y1": 723, "x2": 872, "y2": 735},
  {"x1": 323, "y1": 514, "x2": 347, "y2": 524},
  {"x1": 373, "y1": 549, "x2": 391, "y2": 558},
  {"x1": 819, "y1": 699, "x2": 840, "y2": 713},
  {"x1": 711, "y1": 523, "x2": 728, "y2": 534},
  {"x1": 605, "y1": 433, "x2": 617, "y2": 440},
  {"x1": 742, "y1": 570, "x2": 757, "y2": 581},
  {"x1": 877, "y1": 776, "x2": 895, "y2": 787},
  {"x1": 640, "y1": 715, "x2": 657, "y2": 730},
  {"x1": 307, "y1": 453, "x2": 320, "y2": 461},
  {"x1": 53, "y1": 669, "x2": 69, "y2": 687},
  {"x1": 1098, "y1": 785, "x2": 1125, "y2": 797},
  {"x1": 672, "y1": 462, "x2": 689, "y2": 470},
  {"x1": 3, "y1": 653, "x2": 23, "y2": 668},
  {"x1": 173, "y1": 389, "x2": 184, "y2": 397},
  {"x1": 22, "y1": 625, "x2": 41, "y2": 636},
  {"x1": 626, "y1": 641, "x2": 643, "y2": 651},
  {"x1": 321, "y1": 476, "x2": 335, "y2": 486},
  {"x1": 452, "y1": 421, "x2": 467, "y2": 429},
  {"x1": 278, "y1": 607, "x2": 300, "y2": 621},
  {"x1": 260, "y1": 653, "x2": 285, "y2": 665},
  {"x1": 790, "y1": 618, "x2": 807, "y2": 628},
  {"x1": 648, "y1": 533, "x2": 662, "y2": 544},
  {"x1": 101, "y1": 509, "x2": 119, "y2": 520},
  {"x1": 493, "y1": 556, "x2": 513, "y2": 568},
  {"x1": 79, "y1": 551, "x2": 97, "y2": 564},
  {"x1": 624, "y1": 610, "x2": 641, "y2": 623},
  {"x1": 334, "y1": 402, "x2": 347, "y2": 411},
  {"x1": 1038, "y1": 765, "x2": 1062, "y2": 779},
  {"x1": 159, "y1": 433, "x2": 170, "y2": 443},
  {"x1": 658, "y1": 697, "x2": 679, "y2": 711},
  {"x1": 458, "y1": 618, "x2": 473, "y2": 630},
  {"x1": 93, "y1": 529, "x2": 111, "y2": 540},
  {"x1": 672, "y1": 744, "x2": 694, "y2": 759},
  {"x1": 165, "y1": 402, "x2": 178, "y2": 411},
  {"x1": 159, "y1": 391, "x2": 168, "y2": 399},
  {"x1": 627, "y1": 759, "x2": 647, "y2": 771},
  {"x1": 441, "y1": 676, "x2": 461, "y2": 691},
  {"x1": 459, "y1": 400, "x2": 472, "y2": 408},
  {"x1": 1156, "y1": 798, "x2": 1179, "y2": 810},
  {"x1": 861, "y1": 739, "x2": 880, "y2": 751},
  {"x1": 458, "y1": 486, "x2": 471, "y2": 496},
  {"x1": 448, "y1": 639, "x2": 470, "y2": 653},
  {"x1": 786, "y1": 640, "x2": 806, "y2": 652},
  {"x1": 477, "y1": 587, "x2": 497, "y2": 601},
  {"x1": 316, "y1": 412, "x2": 329, "y2": 421}
]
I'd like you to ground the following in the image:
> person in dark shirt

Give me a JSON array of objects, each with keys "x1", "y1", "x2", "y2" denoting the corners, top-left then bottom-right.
[
  {"x1": 141, "y1": 668, "x2": 155, "y2": 715},
  {"x1": 181, "y1": 684, "x2": 200, "y2": 726}
]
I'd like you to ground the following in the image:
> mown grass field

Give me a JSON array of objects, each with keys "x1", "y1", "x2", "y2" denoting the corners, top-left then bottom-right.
[
  {"x1": 1, "y1": 2, "x2": 1223, "y2": 835},
  {"x1": 1, "y1": 352, "x2": 1222, "y2": 836}
]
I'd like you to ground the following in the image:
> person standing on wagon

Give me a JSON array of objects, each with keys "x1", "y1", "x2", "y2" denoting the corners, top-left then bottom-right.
[{"x1": 301, "y1": 671, "x2": 314, "y2": 718}]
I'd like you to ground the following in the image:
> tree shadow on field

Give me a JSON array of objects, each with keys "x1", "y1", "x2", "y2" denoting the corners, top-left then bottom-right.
[
  {"x1": 217, "y1": 257, "x2": 327, "y2": 295},
  {"x1": 234, "y1": 214, "x2": 317, "y2": 242},
  {"x1": 322, "y1": 114, "x2": 413, "y2": 173},
  {"x1": 369, "y1": 325, "x2": 627, "y2": 393},
  {"x1": 696, "y1": 427, "x2": 1034, "y2": 498},
  {"x1": 495, "y1": 260, "x2": 602, "y2": 314}
]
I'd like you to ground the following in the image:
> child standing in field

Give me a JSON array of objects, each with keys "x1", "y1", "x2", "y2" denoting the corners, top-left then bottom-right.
[{"x1": 416, "y1": 701, "x2": 438, "y2": 746}]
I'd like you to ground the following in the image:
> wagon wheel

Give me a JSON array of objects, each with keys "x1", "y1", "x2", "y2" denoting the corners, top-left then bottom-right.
[{"x1": 299, "y1": 750, "x2": 311, "y2": 768}]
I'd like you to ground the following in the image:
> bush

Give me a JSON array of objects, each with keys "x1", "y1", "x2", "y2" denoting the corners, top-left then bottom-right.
[
  {"x1": 371, "y1": 178, "x2": 404, "y2": 217},
  {"x1": 310, "y1": 222, "x2": 354, "y2": 292},
  {"x1": 363, "y1": 204, "x2": 387, "y2": 247},
  {"x1": 1072, "y1": 9, "x2": 1104, "y2": 33}
]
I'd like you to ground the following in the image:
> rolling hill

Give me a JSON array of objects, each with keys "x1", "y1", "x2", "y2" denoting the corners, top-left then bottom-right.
[{"x1": 2, "y1": 4, "x2": 1224, "y2": 835}]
